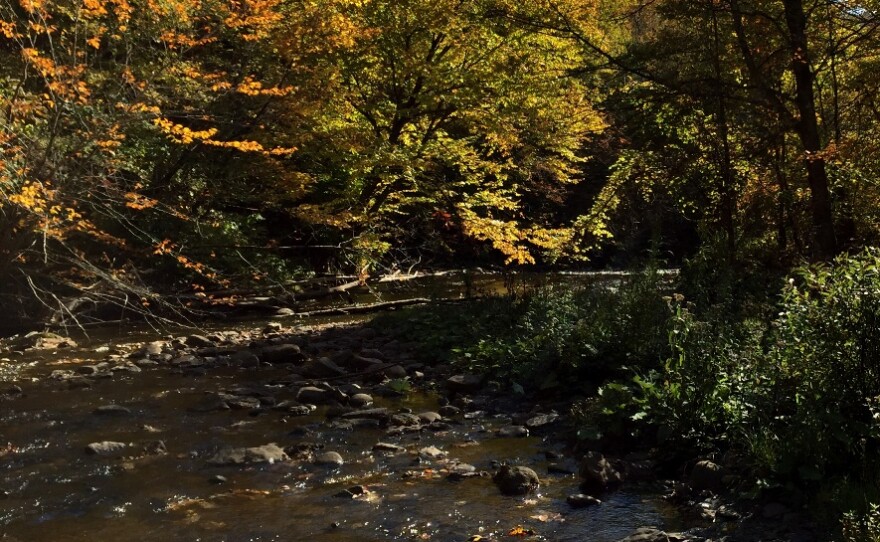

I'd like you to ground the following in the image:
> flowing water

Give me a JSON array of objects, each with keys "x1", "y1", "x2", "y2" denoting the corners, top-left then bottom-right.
[{"x1": 0, "y1": 272, "x2": 695, "y2": 542}]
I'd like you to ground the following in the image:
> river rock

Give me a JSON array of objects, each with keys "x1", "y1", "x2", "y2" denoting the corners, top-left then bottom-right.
[
  {"x1": 341, "y1": 408, "x2": 389, "y2": 421},
  {"x1": 93, "y1": 404, "x2": 132, "y2": 416},
  {"x1": 300, "y1": 357, "x2": 347, "y2": 378},
  {"x1": 314, "y1": 451, "x2": 344, "y2": 467},
  {"x1": 274, "y1": 401, "x2": 314, "y2": 415},
  {"x1": 296, "y1": 386, "x2": 336, "y2": 405},
  {"x1": 373, "y1": 442, "x2": 405, "y2": 453},
  {"x1": 85, "y1": 441, "x2": 128, "y2": 456},
  {"x1": 689, "y1": 459, "x2": 725, "y2": 493},
  {"x1": 259, "y1": 344, "x2": 306, "y2": 364},
  {"x1": 14, "y1": 332, "x2": 76, "y2": 350},
  {"x1": 418, "y1": 412, "x2": 442, "y2": 424},
  {"x1": 76, "y1": 365, "x2": 101, "y2": 376},
  {"x1": 497, "y1": 425, "x2": 529, "y2": 438},
  {"x1": 418, "y1": 446, "x2": 446, "y2": 460},
  {"x1": 186, "y1": 335, "x2": 215, "y2": 348},
  {"x1": 207, "y1": 443, "x2": 288, "y2": 466},
  {"x1": 349, "y1": 393, "x2": 373, "y2": 408},
  {"x1": 66, "y1": 377, "x2": 93, "y2": 390},
  {"x1": 525, "y1": 412, "x2": 559, "y2": 428},
  {"x1": 130, "y1": 341, "x2": 164, "y2": 358},
  {"x1": 263, "y1": 322, "x2": 283, "y2": 334},
  {"x1": 615, "y1": 527, "x2": 676, "y2": 542},
  {"x1": 493, "y1": 465, "x2": 540, "y2": 495},
  {"x1": 384, "y1": 365, "x2": 407, "y2": 378},
  {"x1": 567, "y1": 494, "x2": 601, "y2": 508},
  {"x1": 446, "y1": 374, "x2": 484, "y2": 393},
  {"x1": 224, "y1": 396, "x2": 261, "y2": 410},
  {"x1": 579, "y1": 451, "x2": 622, "y2": 494},
  {"x1": 390, "y1": 413, "x2": 421, "y2": 426},
  {"x1": 143, "y1": 440, "x2": 167, "y2": 455},
  {"x1": 438, "y1": 405, "x2": 461, "y2": 417}
]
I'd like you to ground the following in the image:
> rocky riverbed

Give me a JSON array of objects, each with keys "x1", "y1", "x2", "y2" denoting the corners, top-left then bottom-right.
[{"x1": 0, "y1": 318, "x2": 822, "y2": 541}]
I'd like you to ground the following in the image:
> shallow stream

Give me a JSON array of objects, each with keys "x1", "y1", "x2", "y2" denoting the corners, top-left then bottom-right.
[{"x1": 0, "y1": 272, "x2": 695, "y2": 542}]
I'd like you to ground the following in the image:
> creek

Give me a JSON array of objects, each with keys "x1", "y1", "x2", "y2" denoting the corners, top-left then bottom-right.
[{"x1": 0, "y1": 272, "x2": 704, "y2": 542}]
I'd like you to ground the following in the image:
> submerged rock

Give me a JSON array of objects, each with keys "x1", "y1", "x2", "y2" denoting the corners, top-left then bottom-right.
[
  {"x1": 497, "y1": 425, "x2": 529, "y2": 438},
  {"x1": 493, "y1": 465, "x2": 540, "y2": 495},
  {"x1": 92, "y1": 404, "x2": 132, "y2": 416},
  {"x1": 207, "y1": 443, "x2": 288, "y2": 466},
  {"x1": 567, "y1": 494, "x2": 601, "y2": 508}
]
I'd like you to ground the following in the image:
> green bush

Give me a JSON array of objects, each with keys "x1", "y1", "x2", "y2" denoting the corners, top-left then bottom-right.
[{"x1": 765, "y1": 248, "x2": 880, "y2": 477}]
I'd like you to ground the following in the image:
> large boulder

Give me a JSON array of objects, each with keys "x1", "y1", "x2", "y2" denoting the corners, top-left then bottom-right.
[
  {"x1": 493, "y1": 465, "x2": 540, "y2": 495},
  {"x1": 689, "y1": 459, "x2": 725, "y2": 493},
  {"x1": 579, "y1": 451, "x2": 623, "y2": 494}
]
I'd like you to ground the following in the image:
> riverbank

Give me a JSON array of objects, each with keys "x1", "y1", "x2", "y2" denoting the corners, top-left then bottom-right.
[{"x1": 0, "y1": 308, "x2": 824, "y2": 541}]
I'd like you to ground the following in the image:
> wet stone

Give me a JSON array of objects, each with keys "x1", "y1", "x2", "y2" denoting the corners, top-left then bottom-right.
[
  {"x1": 296, "y1": 386, "x2": 337, "y2": 405},
  {"x1": 300, "y1": 358, "x2": 347, "y2": 378},
  {"x1": 418, "y1": 412, "x2": 442, "y2": 424},
  {"x1": 66, "y1": 377, "x2": 93, "y2": 390},
  {"x1": 314, "y1": 451, "x2": 344, "y2": 467},
  {"x1": 259, "y1": 344, "x2": 306, "y2": 364},
  {"x1": 567, "y1": 494, "x2": 601, "y2": 508},
  {"x1": 349, "y1": 393, "x2": 374, "y2": 408},
  {"x1": 341, "y1": 408, "x2": 389, "y2": 421},
  {"x1": 580, "y1": 451, "x2": 623, "y2": 494},
  {"x1": 390, "y1": 413, "x2": 421, "y2": 426},
  {"x1": 373, "y1": 442, "x2": 405, "y2": 453},
  {"x1": 446, "y1": 374, "x2": 484, "y2": 393},
  {"x1": 497, "y1": 425, "x2": 529, "y2": 438},
  {"x1": 93, "y1": 404, "x2": 132, "y2": 416},
  {"x1": 186, "y1": 335, "x2": 215, "y2": 348},
  {"x1": 690, "y1": 460, "x2": 725, "y2": 493},
  {"x1": 85, "y1": 441, "x2": 128, "y2": 456},
  {"x1": 335, "y1": 485, "x2": 369, "y2": 498},
  {"x1": 224, "y1": 396, "x2": 261, "y2": 410},
  {"x1": 525, "y1": 412, "x2": 559, "y2": 428},
  {"x1": 143, "y1": 440, "x2": 167, "y2": 455},
  {"x1": 383, "y1": 365, "x2": 407, "y2": 378},
  {"x1": 438, "y1": 405, "x2": 461, "y2": 417},
  {"x1": 207, "y1": 443, "x2": 288, "y2": 466},
  {"x1": 418, "y1": 446, "x2": 446, "y2": 460},
  {"x1": 493, "y1": 465, "x2": 540, "y2": 495}
]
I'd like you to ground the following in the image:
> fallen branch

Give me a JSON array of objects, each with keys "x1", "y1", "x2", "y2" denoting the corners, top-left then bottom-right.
[{"x1": 291, "y1": 298, "x2": 432, "y2": 318}]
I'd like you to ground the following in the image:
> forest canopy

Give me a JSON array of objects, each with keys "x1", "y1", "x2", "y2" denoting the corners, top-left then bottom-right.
[{"x1": 1, "y1": 0, "x2": 879, "y2": 321}]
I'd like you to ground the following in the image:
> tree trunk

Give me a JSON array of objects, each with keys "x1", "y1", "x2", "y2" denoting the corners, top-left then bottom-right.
[{"x1": 782, "y1": 0, "x2": 838, "y2": 258}]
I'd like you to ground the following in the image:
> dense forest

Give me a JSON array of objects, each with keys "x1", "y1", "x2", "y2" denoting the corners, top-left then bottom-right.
[
  {"x1": 4, "y1": 1, "x2": 880, "y2": 538},
  {"x1": 3, "y1": 0, "x2": 880, "y2": 319}
]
